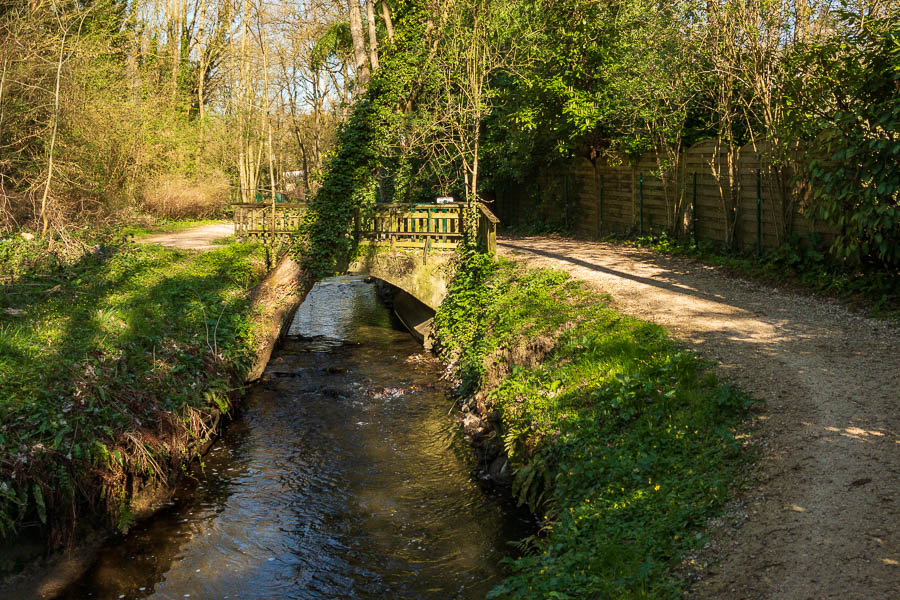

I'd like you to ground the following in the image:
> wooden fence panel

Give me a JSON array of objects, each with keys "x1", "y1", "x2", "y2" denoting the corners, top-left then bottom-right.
[
  {"x1": 488, "y1": 139, "x2": 836, "y2": 253},
  {"x1": 682, "y1": 140, "x2": 732, "y2": 245},
  {"x1": 635, "y1": 152, "x2": 677, "y2": 234},
  {"x1": 572, "y1": 158, "x2": 600, "y2": 238},
  {"x1": 737, "y1": 143, "x2": 782, "y2": 252},
  {"x1": 599, "y1": 163, "x2": 634, "y2": 233}
]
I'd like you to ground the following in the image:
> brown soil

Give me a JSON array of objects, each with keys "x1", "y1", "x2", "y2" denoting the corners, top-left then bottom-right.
[
  {"x1": 136, "y1": 222, "x2": 233, "y2": 250},
  {"x1": 499, "y1": 235, "x2": 899, "y2": 600}
]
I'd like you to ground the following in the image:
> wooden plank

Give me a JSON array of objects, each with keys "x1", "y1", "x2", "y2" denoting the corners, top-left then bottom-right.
[{"x1": 385, "y1": 230, "x2": 462, "y2": 238}]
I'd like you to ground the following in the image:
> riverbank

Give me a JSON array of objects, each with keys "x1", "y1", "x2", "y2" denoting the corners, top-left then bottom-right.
[
  {"x1": 0, "y1": 234, "x2": 293, "y2": 582},
  {"x1": 52, "y1": 275, "x2": 529, "y2": 599},
  {"x1": 434, "y1": 253, "x2": 754, "y2": 598},
  {"x1": 498, "y1": 235, "x2": 900, "y2": 598}
]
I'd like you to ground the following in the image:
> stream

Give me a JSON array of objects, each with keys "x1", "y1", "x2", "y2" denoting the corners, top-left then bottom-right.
[{"x1": 57, "y1": 276, "x2": 529, "y2": 600}]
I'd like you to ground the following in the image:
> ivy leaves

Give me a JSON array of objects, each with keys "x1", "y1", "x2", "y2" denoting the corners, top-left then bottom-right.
[{"x1": 799, "y1": 10, "x2": 899, "y2": 268}]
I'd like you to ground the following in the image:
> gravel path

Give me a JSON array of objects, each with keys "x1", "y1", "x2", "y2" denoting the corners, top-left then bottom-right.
[
  {"x1": 499, "y1": 235, "x2": 899, "y2": 599},
  {"x1": 136, "y1": 222, "x2": 233, "y2": 251}
]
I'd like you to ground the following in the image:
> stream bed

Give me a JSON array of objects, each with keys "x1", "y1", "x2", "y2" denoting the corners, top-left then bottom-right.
[{"x1": 58, "y1": 276, "x2": 529, "y2": 600}]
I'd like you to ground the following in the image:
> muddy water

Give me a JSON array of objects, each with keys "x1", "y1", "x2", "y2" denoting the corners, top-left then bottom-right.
[{"x1": 58, "y1": 277, "x2": 528, "y2": 600}]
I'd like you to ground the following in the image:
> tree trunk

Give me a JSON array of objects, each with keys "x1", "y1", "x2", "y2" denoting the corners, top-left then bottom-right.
[
  {"x1": 380, "y1": 0, "x2": 395, "y2": 42},
  {"x1": 197, "y1": 0, "x2": 208, "y2": 125},
  {"x1": 346, "y1": 0, "x2": 370, "y2": 88},
  {"x1": 471, "y1": 135, "x2": 479, "y2": 203},
  {"x1": 365, "y1": 0, "x2": 379, "y2": 71},
  {"x1": 312, "y1": 74, "x2": 322, "y2": 164},
  {"x1": 258, "y1": 13, "x2": 276, "y2": 206},
  {"x1": 293, "y1": 127, "x2": 311, "y2": 198},
  {"x1": 0, "y1": 56, "x2": 8, "y2": 142},
  {"x1": 169, "y1": 0, "x2": 184, "y2": 103},
  {"x1": 40, "y1": 30, "x2": 67, "y2": 238},
  {"x1": 239, "y1": 148, "x2": 249, "y2": 203},
  {"x1": 267, "y1": 118, "x2": 276, "y2": 233}
]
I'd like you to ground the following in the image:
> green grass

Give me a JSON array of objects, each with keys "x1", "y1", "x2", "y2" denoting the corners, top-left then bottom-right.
[
  {"x1": 0, "y1": 235, "x2": 266, "y2": 547},
  {"x1": 120, "y1": 218, "x2": 225, "y2": 238},
  {"x1": 435, "y1": 253, "x2": 754, "y2": 599},
  {"x1": 212, "y1": 234, "x2": 237, "y2": 246}
]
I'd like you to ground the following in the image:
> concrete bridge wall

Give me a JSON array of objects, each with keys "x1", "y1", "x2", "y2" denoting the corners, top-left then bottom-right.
[{"x1": 347, "y1": 248, "x2": 457, "y2": 311}]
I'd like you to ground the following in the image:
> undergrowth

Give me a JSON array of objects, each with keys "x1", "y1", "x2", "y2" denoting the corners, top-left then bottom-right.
[
  {"x1": 435, "y1": 251, "x2": 755, "y2": 599},
  {"x1": 502, "y1": 220, "x2": 571, "y2": 237},
  {"x1": 0, "y1": 234, "x2": 266, "y2": 553}
]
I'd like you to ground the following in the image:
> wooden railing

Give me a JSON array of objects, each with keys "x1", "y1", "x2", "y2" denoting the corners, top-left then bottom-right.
[
  {"x1": 233, "y1": 202, "x2": 307, "y2": 236},
  {"x1": 234, "y1": 201, "x2": 499, "y2": 255},
  {"x1": 355, "y1": 202, "x2": 498, "y2": 255},
  {"x1": 356, "y1": 203, "x2": 463, "y2": 252}
]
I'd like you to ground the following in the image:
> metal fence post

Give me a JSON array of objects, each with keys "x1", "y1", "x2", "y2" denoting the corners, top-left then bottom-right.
[
  {"x1": 757, "y1": 168, "x2": 762, "y2": 256},
  {"x1": 639, "y1": 173, "x2": 644, "y2": 236},
  {"x1": 596, "y1": 170, "x2": 603, "y2": 238},
  {"x1": 692, "y1": 171, "x2": 697, "y2": 243}
]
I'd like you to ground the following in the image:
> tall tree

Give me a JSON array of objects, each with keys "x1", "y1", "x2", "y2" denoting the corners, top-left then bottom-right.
[
  {"x1": 379, "y1": 0, "x2": 395, "y2": 42},
  {"x1": 346, "y1": 0, "x2": 371, "y2": 88},
  {"x1": 365, "y1": 0, "x2": 379, "y2": 71}
]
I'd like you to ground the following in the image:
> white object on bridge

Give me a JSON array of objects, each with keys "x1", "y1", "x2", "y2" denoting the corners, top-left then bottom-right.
[{"x1": 436, "y1": 196, "x2": 454, "y2": 204}]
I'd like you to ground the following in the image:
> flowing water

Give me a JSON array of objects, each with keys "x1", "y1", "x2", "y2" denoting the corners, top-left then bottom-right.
[{"x1": 58, "y1": 276, "x2": 528, "y2": 600}]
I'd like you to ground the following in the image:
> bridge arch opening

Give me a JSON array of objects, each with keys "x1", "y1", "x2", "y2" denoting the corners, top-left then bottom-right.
[{"x1": 371, "y1": 279, "x2": 436, "y2": 347}]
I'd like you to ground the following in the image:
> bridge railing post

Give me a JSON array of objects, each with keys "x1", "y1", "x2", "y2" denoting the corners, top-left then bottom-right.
[
  {"x1": 477, "y1": 203, "x2": 499, "y2": 254},
  {"x1": 425, "y1": 206, "x2": 432, "y2": 263}
]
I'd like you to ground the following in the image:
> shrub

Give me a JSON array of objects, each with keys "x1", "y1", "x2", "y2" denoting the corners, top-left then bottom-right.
[
  {"x1": 0, "y1": 184, "x2": 31, "y2": 235},
  {"x1": 141, "y1": 173, "x2": 229, "y2": 220}
]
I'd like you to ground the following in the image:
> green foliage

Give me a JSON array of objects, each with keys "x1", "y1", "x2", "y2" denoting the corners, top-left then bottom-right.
[
  {"x1": 483, "y1": 0, "x2": 705, "y2": 196},
  {"x1": 311, "y1": 21, "x2": 353, "y2": 71},
  {"x1": 482, "y1": 0, "x2": 613, "y2": 186},
  {"x1": 477, "y1": 1, "x2": 897, "y2": 276},
  {"x1": 789, "y1": 8, "x2": 900, "y2": 268},
  {"x1": 297, "y1": 0, "x2": 506, "y2": 275},
  {"x1": 433, "y1": 249, "x2": 499, "y2": 391},
  {"x1": 435, "y1": 258, "x2": 753, "y2": 599},
  {"x1": 294, "y1": 1, "x2": 436, "y2": 278},
  {"x1": 0, "y1": 0, "x2": 241, "y2": 233},
  {"x1": 0, "y1": 234, "x2": 267, "y2": 543}
]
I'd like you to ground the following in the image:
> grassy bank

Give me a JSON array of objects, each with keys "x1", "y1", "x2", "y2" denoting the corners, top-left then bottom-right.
[
  {"x1": 0, "y1": 235, "x2": 267, "y2": 554},
  {"x1": 434, "y1": 252, "x2": 754, "y2": 599}
]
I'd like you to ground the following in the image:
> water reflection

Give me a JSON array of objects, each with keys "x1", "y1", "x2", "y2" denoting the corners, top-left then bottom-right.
[{"x1": 58, "y1": 277, "x2": 527, "y2": 600}]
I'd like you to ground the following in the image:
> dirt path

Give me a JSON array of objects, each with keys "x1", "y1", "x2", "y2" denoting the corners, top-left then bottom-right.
[
  {"x1": 499, "y1": 235, "x2": 899, "y2": 599},
  {"x1": 136, "y1": 222, "x2": 233, "y2": 251}
]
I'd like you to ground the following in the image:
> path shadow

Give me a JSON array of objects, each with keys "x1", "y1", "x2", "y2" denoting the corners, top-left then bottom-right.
[{"x1": 498, "y1": 239, "x2": 727, "y2": 305}]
